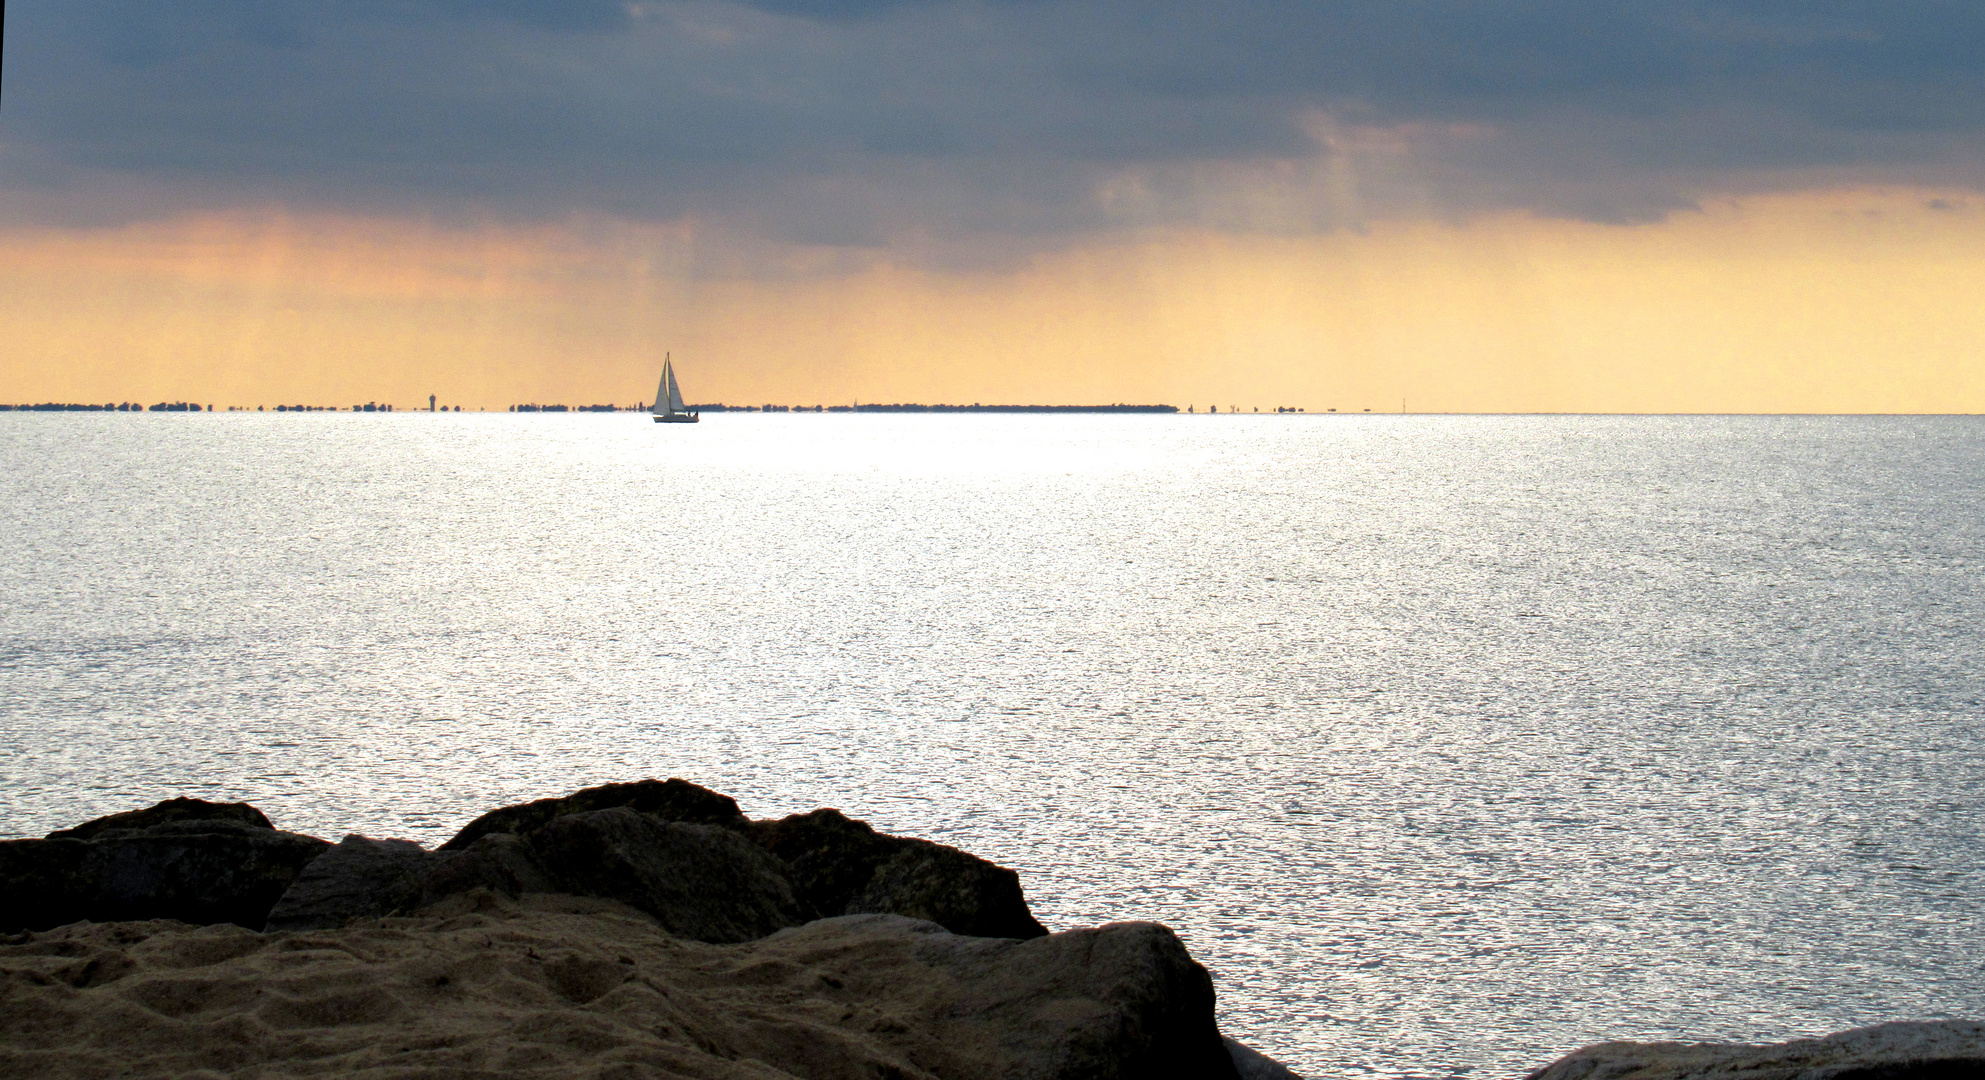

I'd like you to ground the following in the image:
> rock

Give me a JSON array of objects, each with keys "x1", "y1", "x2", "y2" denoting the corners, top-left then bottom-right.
[
  {"x1": 266, "y1": 831, "x2": 562, "y2": 933},
  {"x1": 439, "y1": 777, "x2": 748, "y2": 850},
  {"x1": 1225, "y1": 1036, "x2": 1303, "y2": 1079},
  {"x1": 524, "y1": 808, "x2": 809, "y2": 943},
  {"x1": 751, "y1": 806, "x2": 1049, "y2": 938},
  {"x1": 0, "y1": 817, "x2": 330, "y2": 933},
  {"x1": 749, "y1": 806, "x2": 903, "y2": 915},
  {"x1": 899, "y1": 915, "x2": 1242, "y2": 1079},
  {"x1": 0, "y1": 837, "x2": 92, "y2": 934},
  {"x1": 264, "y1": 795, "x2": 1041, "y2": 944},
  {"x1": 0, "y1": 895, "x2": 1242, "y2": 1080},
  {"x1": 1524, "y1": 1020, "x2": 1985, "y2": 1080},
  {"x1": 450, "y1": 784, "x2": 1051, "y2": 940},
  {"x1": 422, "y1": 831, "x2": 556, "y2": 899},
  {"x1": 851, "y1": 838, "x2": 1050, "y2": 939},
  {"x1": 262, "y1": 835, "x2": 434, "y2": 932},
  {"x1": 45, "y1": 797, "x2": 273, "y2": 840}
]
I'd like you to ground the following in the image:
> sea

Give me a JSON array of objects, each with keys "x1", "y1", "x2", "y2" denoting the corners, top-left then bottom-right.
[{"x1": 1, "y1": 412, "x2": 1980, "y2": 1079}]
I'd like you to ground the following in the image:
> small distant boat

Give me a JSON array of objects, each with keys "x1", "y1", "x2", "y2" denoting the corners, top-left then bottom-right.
[{"x1": 652, "y1": 355, "x2": 699, "y2": 424}]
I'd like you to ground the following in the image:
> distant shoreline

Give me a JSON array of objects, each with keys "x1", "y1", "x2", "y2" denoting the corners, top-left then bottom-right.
[
  {"x1": 1, "y1": 402, "x2": 1204, "y2": 414},
  {"x1": 509, "y1": 402, "x2": 1194, "y2": 413}
]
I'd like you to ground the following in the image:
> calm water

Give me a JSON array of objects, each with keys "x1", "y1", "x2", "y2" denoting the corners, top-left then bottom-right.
[{"x1": 2, "y1": 413, "x2": 1981, "y2": 1078}]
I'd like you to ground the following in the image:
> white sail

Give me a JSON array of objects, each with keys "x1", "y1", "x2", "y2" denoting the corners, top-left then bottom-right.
[
  {"x1": 665, "y1": 359, "x2": 687, "y2": 414},
  {"x1": 651, "y1": 353, "x2": 698, "y2": 422}
]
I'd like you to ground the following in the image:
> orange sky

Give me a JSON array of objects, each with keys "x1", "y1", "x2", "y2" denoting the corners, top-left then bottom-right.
[{"x1": 3, "y1": 187, "x2": 1981, "y2": 412}]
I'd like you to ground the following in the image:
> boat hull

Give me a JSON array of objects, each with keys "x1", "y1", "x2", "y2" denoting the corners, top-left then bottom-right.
[{"x1": 653, "y1": 414, "x2": 700, "y2": 423}]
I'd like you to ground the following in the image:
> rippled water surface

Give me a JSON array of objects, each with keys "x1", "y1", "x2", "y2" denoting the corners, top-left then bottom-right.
[{"x1": 2, "y1": 413, "x2": 1981, "y2": 1077}]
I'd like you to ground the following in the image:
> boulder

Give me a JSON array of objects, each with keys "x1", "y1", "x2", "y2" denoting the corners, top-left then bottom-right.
[
  {"x1": 524, "y1": 808, "x2": 809, "y2": 943},
  {"x1": 751, "y1": 806, "x2": 1049, "y2": 938},
  {"x1": 262, "y1": 835, "x2": 434, "y2": 932},
  {"x1": 448, "y1": 784, "x2": 1052, "y2": 940},
  {"x1": 749, "y1": 806, "x2": 903, "y2": 915},
  {"x1": 0, "y1": 895, "x2": 1243, "y2": 1080},
  {"x1": 851, "y1": 838, "x2": 1049, "y2": 939},
  {"x1": 1524, "y1": 1020, "x2": 1985, "y2": 1080},
  {"x1": 0, "y1": 817, "x2": 329, "y2": 933},
  {"x1": 422, "y1": 831, "x2": 556, "y2": 899},
  {"x1": 45, "y1": 797, "x2": 273, "y2": 840},
  {"x1": 0, "y1": 837, "x2": 92, "y2": 933},
  {"x1": 439, "y1": 778, "x2": 748, "y2": 850},
  {"x1": 262, "y1": 804, "x2": 1039, "y2": 945},
  {"x1": 264, "y1": 831, "x2": 563, "y2": 934},
  {"x1": 898, "y1": 915, "x2": 1241, "y2": 1078}
]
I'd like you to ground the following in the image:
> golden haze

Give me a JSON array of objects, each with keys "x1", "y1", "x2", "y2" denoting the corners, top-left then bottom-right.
[{"x1": 2, "y1": 188, "x2": 1981, "y2": 412}]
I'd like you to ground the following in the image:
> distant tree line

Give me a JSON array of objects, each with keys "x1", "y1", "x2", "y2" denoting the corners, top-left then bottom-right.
[
  {"x1": 834, "y1": 403, "x2": 1179, "y2": 413},
  {"x1": 0, "y1": 402, "x2": 205, "y2": 411},
  {"x1": 5, "y1": 400, "x2": 1187, "y2": 415},
  {"x1": 693, "y1": 403, "x2": 1180, "y2": 413}
]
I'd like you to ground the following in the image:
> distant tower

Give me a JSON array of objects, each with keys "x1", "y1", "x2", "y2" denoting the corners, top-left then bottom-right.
[{"x1": 429, "y1": 394, "x2": 436, "y2": 412}]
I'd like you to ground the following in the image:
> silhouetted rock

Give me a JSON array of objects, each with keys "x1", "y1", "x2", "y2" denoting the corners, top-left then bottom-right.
[
  {"x1": 1226, "y1": 1037, "x2": 1303, "y2": 1079},
  {"x1": 439, "y1": 777, "x2": 748, "y2": 850},
  {"x1": 748, "y1": 806, "x2": 901, "y2": 915},
  {"x1": 751, "y1": 806, "x2": 1049, "y2": 938},
  {"x1": 0, "y1": 897, "x2": 1241, "y2": 1080},
  {"x1": 265, "y1": 832, "x2": 561, "y2": 933},
  {"x1": 0, "y1": 817, "x2": 329, "y2": 933},
  {"x1": 5, "y1": 786, "x2": 1263, "y2": 1077},
  {"x1": 423, "y1": 831, "x2": 555, "y2": 899},
  {"x1": 45, "y1": 796, "x2": 272, "y2": 840},
  {"x1": 851, "y1": 837, "x2": 1050, "y2": 938},
  {"x1": 525, "y1": 808, "x2": 809, "y2": 943},
  {"x1": 445, "y1": 782, "x2": 1051, "y2": 939},
  {"x1": 0, "y1": 837, "x2": 92, "y2": 934},
  {"x1": 1524, "y1": 1020, "x2": 1985, "y2": 1080},
  {"x1": 263, "y1": 835, "x2": 433, "y2": 932},
  {"x1": 904, "y1": 914, "x2": 1240, "y2": 1079}
]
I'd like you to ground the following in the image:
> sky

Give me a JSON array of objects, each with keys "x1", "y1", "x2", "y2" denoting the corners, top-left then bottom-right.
[{"x1": 3, "y1": 1, "x2": 1984, "y2": 411}]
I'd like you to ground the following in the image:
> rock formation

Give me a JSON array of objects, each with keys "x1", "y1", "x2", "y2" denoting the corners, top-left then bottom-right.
[
  {"x1": 0, "y1": 779, "x2": 1460, "y2": 1079},
  {"x1": 439, "y1": 778, "x2": 750, "y2": 849},
  {"x1": 43, "y1": 796, "x2": 275, "y2": 839},
  {"x1": 4, "y1": 784, "x2": 1975, "y2": 1080},
  {"x1": 751, "y1": 807, "x2": 1049, "y2": 938},
  {"x1": 0, "y1": 893, "x2": 1243, "y2": 1079},
  {"x1": 1525, "y1": 1020, "x2": 1985, "y2": 1080},
  {"x1": 0, "y1": 798, "x2": 329, "y2": 933},
  {"x1": 441, "y1": 780, "x2": 1050, "y2": 939},
  {"x1": 4, "y1": 781, "x2": 1051, "y2": 944},
  {"x1": 524, "y1": 809, "x2": 811, "y2": 943}
]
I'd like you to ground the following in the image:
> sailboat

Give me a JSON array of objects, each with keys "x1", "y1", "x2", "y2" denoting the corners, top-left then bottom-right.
[{"x1": 651, "y1": 354, "x2": 699, "y2": 424}]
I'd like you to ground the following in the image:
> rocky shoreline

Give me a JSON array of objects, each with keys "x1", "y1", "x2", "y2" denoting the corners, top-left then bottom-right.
[{"x1": 3, "y1": 780, "x2": 1978, "y2": 1079}]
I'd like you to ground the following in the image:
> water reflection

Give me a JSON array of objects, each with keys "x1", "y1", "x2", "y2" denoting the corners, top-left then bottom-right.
[{"x1": 1, "y1": 412, "x2": 1981, "y2": 1078}]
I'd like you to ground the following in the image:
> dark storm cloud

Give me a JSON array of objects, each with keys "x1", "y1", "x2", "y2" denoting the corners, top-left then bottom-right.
[{"x1": 4, "y1": 0, "x2": 1982, "y2": 238}]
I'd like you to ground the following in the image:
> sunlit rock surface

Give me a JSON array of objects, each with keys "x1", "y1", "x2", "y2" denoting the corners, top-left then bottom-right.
[{"x1": 0, "y1": 894, "x2": 1240, "y2": 1079}]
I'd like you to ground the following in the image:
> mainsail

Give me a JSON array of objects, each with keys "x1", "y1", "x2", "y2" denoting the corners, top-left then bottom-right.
[
  {"x1": 651, "y1": 353, "x2": 698, "y2": 422},
  {"x1": 653, "y1": 354, "x2": 683, "y2": 417},
  {"x1": 665, "y1": 360, "x2": 686, "y2": 414}
]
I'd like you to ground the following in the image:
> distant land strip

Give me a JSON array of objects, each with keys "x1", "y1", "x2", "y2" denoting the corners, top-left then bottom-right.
[
  {"x1": 518, "y1": 402, "x2": 1184, "y2": 413},
  {"x1": 697, "y1": 403, "x2": 1180, "y2": 414},
  {"x1": 1, "y1": 402, "x2": 209, "y2": 412},
  {"x1": 3, "y1": 401, "x2": 1197, "y2": 414}
]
